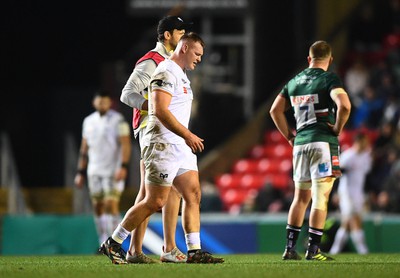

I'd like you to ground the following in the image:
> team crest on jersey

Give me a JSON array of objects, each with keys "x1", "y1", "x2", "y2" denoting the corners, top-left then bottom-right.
[
  {"x1": 290, "y1": 94, "x2": 319, "y2": 105},
  {"x1": 183, "y1": 87, "x2": 188, "y2": 94}
]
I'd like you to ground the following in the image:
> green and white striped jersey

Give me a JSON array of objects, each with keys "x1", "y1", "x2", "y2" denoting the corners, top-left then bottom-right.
[{"x1": 280, "y1": 68, "x2": 343, "y2": 146}]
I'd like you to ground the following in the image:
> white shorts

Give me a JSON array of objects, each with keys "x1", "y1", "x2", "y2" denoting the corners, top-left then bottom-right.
[
  {"x1": 87, "y1": 175, "x2": 125, "y2": 200},
  {"x1": 338, "y1": 185, "x2": 365, "y2": 217},
  {"x1": 142, "y1": 143, "x2": 198, "y2": 186},
  {"x1": 293, "y1": 141, "x2": 340, "y2": 182}
]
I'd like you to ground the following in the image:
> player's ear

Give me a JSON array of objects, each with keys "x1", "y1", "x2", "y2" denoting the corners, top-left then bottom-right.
[
  {"x1": 164, "y1": 30, "x2": 171, "y2": 41},
  {"x1": 182, "y1": 42, "x2": 189, "y2": 53},
  {"x1": 307, "y1": 56, "x2": 312, "y2": 64}
]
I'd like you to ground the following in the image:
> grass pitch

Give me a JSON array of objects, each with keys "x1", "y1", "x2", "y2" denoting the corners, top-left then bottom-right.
[{"x1": 0, "y1": 253, "x2": 399, "y2": 278}]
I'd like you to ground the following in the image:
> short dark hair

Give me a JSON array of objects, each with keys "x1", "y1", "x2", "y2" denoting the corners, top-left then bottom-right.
[{"x1": 94, "y1": 90, "x2": 111, "y2": 98}]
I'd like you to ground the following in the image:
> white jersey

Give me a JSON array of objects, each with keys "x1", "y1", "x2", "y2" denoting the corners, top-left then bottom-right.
[
  {"x1": 337, "y1": 146, "x2": 372, "y2": 214},
  {"x1": 142, "y1": 59, "x2": 193, "y2": 145},
  {"x1": 82, "y1": 109, "x2": 130, "y2": 177}
]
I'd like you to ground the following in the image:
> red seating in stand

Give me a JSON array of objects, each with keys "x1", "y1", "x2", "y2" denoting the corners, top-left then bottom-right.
[
  {"x1": 216, "y1": 128, "x2": 379, "y2": 212},
  {"x1": 249, "y1": 144, "x2": 292, "y2": 159}
]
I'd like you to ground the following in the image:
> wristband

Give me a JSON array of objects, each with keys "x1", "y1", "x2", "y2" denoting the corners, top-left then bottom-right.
[{"x1": 77, "y1": 168, "x2": 87, "y2": 176}]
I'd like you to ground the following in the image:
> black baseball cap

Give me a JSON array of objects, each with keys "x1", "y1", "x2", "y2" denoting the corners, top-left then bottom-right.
[{"x1": 157, "y1": 16, "x2": 192, "y2": 35}]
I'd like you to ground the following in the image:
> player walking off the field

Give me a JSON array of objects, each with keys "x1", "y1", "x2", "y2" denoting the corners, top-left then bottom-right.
[
  {"x1": 119, "y1": 15, "x2": 191, "y2": 264},
  {"x1": 100, "y1": 32, "x2": 224, "y2": 265},
  {"x1": 75, "y1": 90, "x2": 131, "y2": 246},
  {"x1": 270, "y1": 40, "x2": 351, "y2": 261},
  {"x1": 329, "y1": 132, "x2": 371, "y2": 255}
]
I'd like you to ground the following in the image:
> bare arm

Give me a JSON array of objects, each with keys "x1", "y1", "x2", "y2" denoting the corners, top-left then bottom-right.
[
  {"x1": 74, "y1": 138, "x2": 89, "y2": 188},
  {"x1": 329, "y1": 88, "x2": 351, "y2": 136},
  {"x1": 269, "y1": 94, "x2": 295, "y2": 146},
  {"x1": 114, "y1": 133, "x2": 131, "y2": 181},
  {"x1": 152, "y1": 89, "x2": 204, "y2": 153}
]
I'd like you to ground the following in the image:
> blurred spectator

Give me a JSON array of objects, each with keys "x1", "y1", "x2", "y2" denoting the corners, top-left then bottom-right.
[
  {"x1": 375, "y1": 72, "x2": 398, "y2": 101},
  {"x1": 365, "y1": 122, "x2": 396, "y2": 198},
  {"x1": 352, "y1": 85, "x2": 385, "y2": 128},
  {"x1": 382, "y1": 92, "x2": 400, "y2": 126},
  {"x1": 344, "y1": 58, "x2": 370, "y2": 108},
  {"x1": 256, "y1": 182, "x2": 291, "y2": 213},
  {"x1": 376, "y1": 158, "x2": 400, "y2": 212},
  {"x1": 369, "y1": 60, "x2": 392, "y2": 88},
  {"x1": 200, "y1": 180, "x2": 223, "y2": 212}
]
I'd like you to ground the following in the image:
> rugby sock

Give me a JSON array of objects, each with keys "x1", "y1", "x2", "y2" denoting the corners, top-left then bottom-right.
[
  {"x1": 350, "y1": 230, "x2": 368, "y2": 254},
  {"x1": 110, "y1": 214, "x2": 122, "y2": 232},
  {"x1": 285, "y1": 224, "x2": 302, "y2": 251},
  {"x1": 112, "y1": 224, "x2": 130, "y2": 244},
  {"x1": 185, "y1": 232, "x2": 201, "y2": 255},
  {"x1": 307, "y1": 227, "x2": 324, "y2": 254},
  {"x1": 95, "y1": 215, "x2": 109, "y2": 244},
  {"x1": 329, "y1": 227, "x2": 348, "y2": 254}
]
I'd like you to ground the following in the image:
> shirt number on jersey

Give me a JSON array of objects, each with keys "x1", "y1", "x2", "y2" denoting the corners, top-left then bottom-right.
[{"x1": 295, "y1": 103, "x2": 317, "y2": 129}]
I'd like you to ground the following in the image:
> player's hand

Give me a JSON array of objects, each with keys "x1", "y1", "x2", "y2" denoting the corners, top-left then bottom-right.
[
  {"x1": 184, "y1": 132, "x2": 204, "y2": 153},
  {"x1": 141, "y1": 100, "x2": 149, "y2": 111},
  {"x1": 114, "y1": 167, "x2": 128, "y2": 181},
  {"x1": 327, "y1": 122, "x2": 340, "y2": 136},
  {"x1": 74, "y1": 174, "x2": 85, "y2": 188},
  {"x1": 288, "y1": 137, "x2": 295, "y2": 147}
]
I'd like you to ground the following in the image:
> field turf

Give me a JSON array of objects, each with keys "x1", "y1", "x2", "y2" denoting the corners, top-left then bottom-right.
[{"x1": 0, "y1": 253, "x2": 399, "y2": 278}]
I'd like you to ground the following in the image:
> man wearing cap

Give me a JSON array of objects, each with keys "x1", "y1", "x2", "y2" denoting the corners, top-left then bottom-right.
[
  {"x1": 101, "y1": 31, "x2": 224, "y2": 265},
  {"x1": 118, "y1": 16, "x2": 191, "y2": 264}
]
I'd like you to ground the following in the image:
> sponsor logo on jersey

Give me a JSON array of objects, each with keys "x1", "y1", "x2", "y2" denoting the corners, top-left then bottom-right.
[{"x1": 290, "y1": 94, "x2": 319, "y2": 105}]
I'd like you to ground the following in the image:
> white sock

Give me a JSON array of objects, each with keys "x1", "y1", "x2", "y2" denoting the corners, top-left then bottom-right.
[
  {"x1": 111, "y1": 214, "x2": 121, "y2": 230},
  {"x1": 112, "y1": 224, "x2": 130, "y2": 244},
  {"x1": 329, "y1": 227, "x2": 348, "y2": 254},
  {"x1": 95, "y1": 215, "x2": 109, "y2": 245},
  {"x1": 105, "y1": 214, "x2": 121, "y2": 236},
  {"x1": 185, "y1": 232, "x2": 201, "y2": 251},
  {"x1": 350, "y1": 230, "x2": 368, "y2": 254}
]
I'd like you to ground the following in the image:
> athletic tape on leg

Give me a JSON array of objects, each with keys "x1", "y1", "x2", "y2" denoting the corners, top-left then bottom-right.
[{"x1": 311, "y1": 177, "x2": 335, "y2": 211}]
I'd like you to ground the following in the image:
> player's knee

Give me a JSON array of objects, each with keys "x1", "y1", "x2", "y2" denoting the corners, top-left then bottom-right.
[
  {"x1": 145, "y1": 195, "x2": 168, "y2": 212},
  {"x1": 311, "y1": 177, "x2": 334, "y2": 211}
]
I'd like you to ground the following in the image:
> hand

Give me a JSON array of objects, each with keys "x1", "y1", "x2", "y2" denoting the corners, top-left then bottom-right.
[
  {"x1": 288, "y1": 136, "x2": 294, "y2": 147},
  {"x1": 74, "y1": 174, "x2": 85, "y2": 188},
  {"x1": 327, "y1": 122, "x2": 340, "y2": 136},
  {"x1": 141, "y1": 100, "x2": 148, "y2": 111},
  {"x1": 184, "y1": 132, "x2": 204, "y2": 153},
  {"x1": 114, "y1": 167, "x2": 128, "y2": 181}
]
